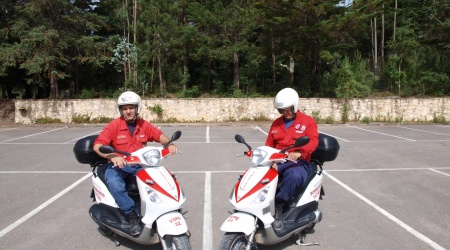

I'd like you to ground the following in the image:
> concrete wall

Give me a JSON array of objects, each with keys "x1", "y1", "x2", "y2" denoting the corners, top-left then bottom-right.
[{"x1": 11, "y1": 97, "x2": 450, "y2": 124}]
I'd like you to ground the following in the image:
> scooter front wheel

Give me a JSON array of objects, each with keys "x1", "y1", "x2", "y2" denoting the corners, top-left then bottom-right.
[
  {"x1": 163, "y1": 234, "x2": 192, "y2": 250},
  {"x1": 219, "y1": 232, "x2": 256, "y2": 250}
]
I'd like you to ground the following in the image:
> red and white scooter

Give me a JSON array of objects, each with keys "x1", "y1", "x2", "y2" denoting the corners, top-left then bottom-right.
[
  {"x1": 219, "y1": 133, "x2": 339, "y2": 249},
  {"x1": 73, "y1": 131, "x2": 191, "y2": 249}
]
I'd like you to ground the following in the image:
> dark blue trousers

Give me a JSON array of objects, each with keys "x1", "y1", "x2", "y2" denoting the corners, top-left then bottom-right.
[{"x1": 276, "y1": 159, "x2": 311, "y2": 202}]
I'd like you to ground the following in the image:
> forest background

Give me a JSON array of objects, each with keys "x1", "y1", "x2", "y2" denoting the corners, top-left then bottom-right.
[{"x1": 1, "y1": 0, "x2": 449, "y2": 100}]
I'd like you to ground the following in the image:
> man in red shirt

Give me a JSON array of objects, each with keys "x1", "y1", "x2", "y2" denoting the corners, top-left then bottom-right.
[
  {"x1": 266, "y1": 88, "x2": 319, "y2": 230},
  {"x1": 93, "y1": 91, "x2": 177, "y2": 236}
]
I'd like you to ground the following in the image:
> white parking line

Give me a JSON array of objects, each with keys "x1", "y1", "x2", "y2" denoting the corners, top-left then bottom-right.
[
  {"x1": 396, "y1": 125, "x2": 450, "y2": 136},
  {"x1": 0, "y1": 173, "x2": 91, "y2": 238},
  {"x1": 203, "y1": 172, "x2": 212, "y2": 250},
  {"x1": 317, "y1": 131, "x2": 350, "y2": 142},
  {"x1": 255, "y1": 126, "x2": 268, "y2": 135},
  {"x1": 0, "y1": 127, "x2": 67, "y2": 143},
  {"x1": 324, "y1": 171, "x2": 445, "y2": 250},
  {"x1": 206, "y1": 126, "x2": 210, "y2": 143},
  {"x1": 64, "y1": 130, "x2": 102, "y2": 143},
  {"x1": 346, "y1": 125, "x2": 416, "y2": 141},
  {"x1": 429, "y1": 169, "x2": 450, "y2": 177}
]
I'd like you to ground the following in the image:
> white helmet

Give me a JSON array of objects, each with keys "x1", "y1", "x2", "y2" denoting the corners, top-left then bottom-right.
[
  {"x1": 274, "y1": 87, "x2": 299, "y2": 113},
  {"x1": 117, "y1": 91, "x2": 142, "y2": 115}
]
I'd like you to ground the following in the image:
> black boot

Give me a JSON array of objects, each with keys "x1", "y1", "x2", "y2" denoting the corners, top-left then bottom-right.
[
  {"x1": 273, "y1": 201, "x2": 285, "y2": 231},
  {"x1": 126, "y1": 211, "x2": 141, "y2": 236}
]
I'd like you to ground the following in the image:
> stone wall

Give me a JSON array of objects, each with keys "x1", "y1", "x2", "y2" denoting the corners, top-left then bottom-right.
[{"x1": 11, "y1": 97, "x2": 450, "y2": 124}]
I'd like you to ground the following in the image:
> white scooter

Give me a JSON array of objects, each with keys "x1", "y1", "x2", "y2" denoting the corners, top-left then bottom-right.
[
  {"x1": 73, "y1": 131, "x2": 191, "y2": 249},
  {"x1": 219, "y1": 133, "x2": 339, "y2": 249}
]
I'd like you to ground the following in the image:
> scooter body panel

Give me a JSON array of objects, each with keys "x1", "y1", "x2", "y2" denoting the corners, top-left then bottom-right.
[
  {"x1": 230, "y1": 165, "x2": 278, "y2": 227},
  {"x1": 137, "y1": 166, "x2": 187, "y2": 226},
  {"x1": 295, "y1": 173, "x2": 323, "y2": 207},
  {"x1": 219, "y1": 212, "x2": 256, "y2": 235},
  {"x1": 156, "y1": 211, "x2": 189, "y2": 237},
  {"x1": 92, "y1": 176, "x2": 119, "y2": 208}
]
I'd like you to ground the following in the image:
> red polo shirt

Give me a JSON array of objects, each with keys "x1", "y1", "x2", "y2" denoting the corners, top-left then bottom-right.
[
  {"x1": 265, "y1": 111, "x2": 318, "y2": 162},
  {"x1": 94, "y1": 117, "x2": 162, "y2": 155}
]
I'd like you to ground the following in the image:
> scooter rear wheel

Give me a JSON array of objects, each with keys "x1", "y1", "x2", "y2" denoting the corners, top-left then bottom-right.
[
  {"x1": 219, "y1": 232, "x2": 255, "y2": 250},
  {"x1": 163, "y1": 234, "x2": 192, "y2": 250}
]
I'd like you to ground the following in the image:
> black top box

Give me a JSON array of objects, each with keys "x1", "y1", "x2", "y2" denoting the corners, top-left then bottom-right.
[
  {"x1": 311, "y1": 133, "x2": 340, "y2": 164},
  {"x1": 73, "y1": 135, "x2": 107, "y2": 165}
]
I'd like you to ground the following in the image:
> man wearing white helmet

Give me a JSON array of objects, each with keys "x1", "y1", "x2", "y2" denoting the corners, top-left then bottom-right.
[
  {"x1": 266, "y1": 87, "x2": 319, "y2": 230},
  {"x1": 93, "y1": 91, "x2": 177, "y2": 236}
]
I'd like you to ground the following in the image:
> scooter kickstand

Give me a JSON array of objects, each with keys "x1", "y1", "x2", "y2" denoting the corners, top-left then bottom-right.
[
  {"x1": 295, "y1": 233, "x2": 320, "y2": 246},
  {"x1": 113, "y1": 233, "x2": 120, "y2": 247}
]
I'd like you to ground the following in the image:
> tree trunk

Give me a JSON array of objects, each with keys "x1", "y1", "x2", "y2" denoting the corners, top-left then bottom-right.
[
  {"x1": 280, "y1": 56, "x2": 294, "y2": 84},
  {"x1": 157, "y1": 42, "x2": 163, "y2": 94},
  {"x1": 49, "y1": 70, "x2": 59, "y2": 98},
  {"x1": 381, "y1": 4, "x2": 385, "y2": 71},
  {"x1": 270, "y1": 29, "x2": 276, "y2": 84},
  {"x1": 233, "y1": 51, "x2": 240, "y2": 90},
  {"x1": 393, "y1": 0, "x2": 397, "y2": 42},
  {"x1": 373, "y1": 17, "x2": 378, "y2": 74},
  {"x1": 133, "y1": 0, "x2": 138, "y2": 87},
  {"x1": 207, "y1": 60, "x2": 211, "y2": 93},
  {"x1": 310, "y1": 39, "x2": 320, "y2": 94}
]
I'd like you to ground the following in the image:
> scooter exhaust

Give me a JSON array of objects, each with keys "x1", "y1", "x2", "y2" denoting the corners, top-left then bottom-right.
[{"x1": 313, "y1": 210, "x2": 322, "y2": 224}]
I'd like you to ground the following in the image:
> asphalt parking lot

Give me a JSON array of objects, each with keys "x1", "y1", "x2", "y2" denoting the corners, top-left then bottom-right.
[{"x1": 0, "y1": 123, "x2": 449, "y2": 250}]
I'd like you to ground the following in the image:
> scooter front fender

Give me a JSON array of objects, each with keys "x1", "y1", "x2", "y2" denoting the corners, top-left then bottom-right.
[
  {"x1": 156, "y1": 211, "x2": 188, "y2": 237},
  {"x1": 220, "y1": 212, "x2": 256, "y2": 235}
]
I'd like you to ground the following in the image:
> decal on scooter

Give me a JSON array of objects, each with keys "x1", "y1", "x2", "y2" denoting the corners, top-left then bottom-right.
[
  {"x1": 137, "y1": 171, "x2": 180, "y2": 201},
  {"x1": 169, "y1": 216, "x2": 183, "y2": 226},
  {"x1": 93, "y1": 186, "x2": 105, "y2": 201},
  {"x1": 235, "y1": 168, "x2": 277, "y2": 203},
  {"x1": 310, "y1": 184, "x2": 321, "y2": 199},
  {"x1": 125, "y1": 156, "x2": 141, "y2": 164},
  {"x1": 227, "y1": 215, "x2": 240, "y2": 223},
  {"x1": 269, "y1": 153, "x2": 286, "y2": 160},
  {"x1": 262, "y1": 206, "x2": 270, "y2": 215}
]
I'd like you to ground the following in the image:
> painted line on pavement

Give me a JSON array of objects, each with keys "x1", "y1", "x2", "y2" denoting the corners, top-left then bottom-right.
[
  {"x1": 206, "y1": 126, "x2": 210, "y2": 143},
  {"x1": 0, "y1": 127, "x2": 67, "y2": 143},
  {"x1": 429, "y1": 168, "x2": 450, "y2": 177},
  {"x1": 396, "y1": 125, "x2": 450, "y2": 136},
  {"x1": 324, "y1": 171, "x2": 445, "y2": 250},
  {"x1": 64, "y1": 130, "x2": 102, "y2": 143},
  {"x1": 203, "y1": 172, "x2": 212, "y2": 250},
  {"x1": 0, "y1": 172, "x2": 91, "y2": 238},
  {"x1": 346, "y1": 125, "x2": 416, "y2": 141}
]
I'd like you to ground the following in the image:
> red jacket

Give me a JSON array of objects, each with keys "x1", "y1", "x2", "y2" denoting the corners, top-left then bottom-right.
[
  {"x1": 94, "y1": 117, "x2": 162, "y2": 155},
  {"x1": 265, "y1": 111, "x2": 318, "y2": 162}
]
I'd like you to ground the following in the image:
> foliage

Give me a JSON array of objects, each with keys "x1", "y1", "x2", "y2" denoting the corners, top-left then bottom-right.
[{"x1": 0, "y1": 0, "x2": 450, "y2": 99}]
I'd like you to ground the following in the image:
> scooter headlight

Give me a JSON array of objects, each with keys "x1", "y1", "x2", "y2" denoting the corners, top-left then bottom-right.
[
  {"x1": 252, "y1": 185, "x2": 270, "y2": 203},
  {"x1": 145, "y1": 187, "x2": 163, "y2": 204},
  {"x1": 251, "y1": 149, "x2": 267, "y2": 165},
  {"x1": 143, "y1": 149, "x2": 161, "y2": 166}
]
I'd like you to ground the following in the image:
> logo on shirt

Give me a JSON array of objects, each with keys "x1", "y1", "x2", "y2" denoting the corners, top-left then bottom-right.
[
  {"x1": 295, "y1": 124, "x2": 306, "y2": 133},
  {"x1": 271, "y1": 129, "x2": 278, "y2": 134},
  {"x1": 117, "y1": 135, "x2": 126, "y2": 139}
]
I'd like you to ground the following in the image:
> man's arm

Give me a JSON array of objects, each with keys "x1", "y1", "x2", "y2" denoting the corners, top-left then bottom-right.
[
  {"x1": 93, "y1": 143, "x2": 127, "y2": 168},
  {"x1": 159, "y1": 134, "x2": 178, "y2": 154}
]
